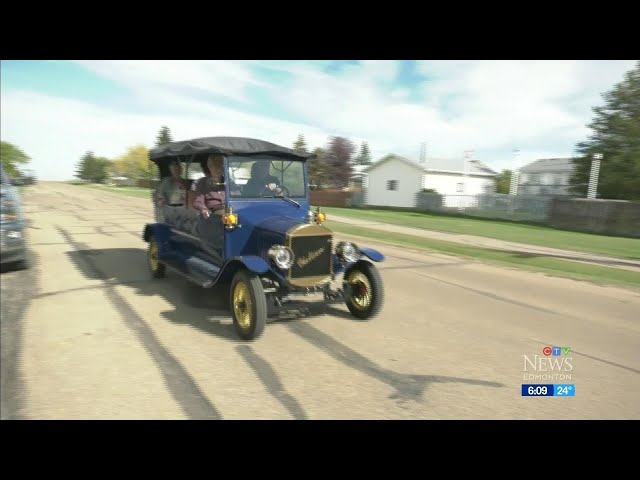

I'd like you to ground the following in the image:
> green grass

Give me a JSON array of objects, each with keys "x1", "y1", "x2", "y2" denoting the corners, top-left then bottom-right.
[
  {"x1": 323, "y1": 207, "x2": 640, "y2": 260},
  {"x1": 330, "y1": 223, "x2": 640, "y2": 291},
  {"x1": 75, "y1": 183, "x2": 152, "y2": 199}
]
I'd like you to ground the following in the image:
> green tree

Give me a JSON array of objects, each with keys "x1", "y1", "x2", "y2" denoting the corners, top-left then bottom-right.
[
  {"x1": 496, "y1": 169, "x2": 513, "y2": 194},
  {"x1": 155, "y1": 126, "x2": 173, "y2": 147},
  {"x1": 293, "y1": 134, "x2": 308, "y2": 155},
  {"x1": 1, "y1": 141, "x2": 31, "y2": 178},
  {"x1": 112, "y1": 145, "x2": 154, "y2": 181},
  {"x1": 355, "y1": 141, "x2": 372, "y2": 165},
  {"x1": 75, "y1": 151, "x2": 111, "y2": 183},
  {"x1": 308, "y1": 147, "x2": 329, "y2": 189},
  {"x1": 569, "y1": 61, "x2": 640, "y2": 200}
]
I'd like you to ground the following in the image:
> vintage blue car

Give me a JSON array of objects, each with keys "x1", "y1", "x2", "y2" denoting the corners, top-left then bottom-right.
[{"x1": 143, "y1": 137, "x2": 384, "y2": 340}]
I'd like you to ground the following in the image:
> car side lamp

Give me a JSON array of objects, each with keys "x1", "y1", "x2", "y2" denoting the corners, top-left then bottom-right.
[
  {"x1": 223, "y1": 206, "x2": 239, "y2": 230},
  {"x1": 314, "y1": 206, "x2": 326, "y2": 224}
]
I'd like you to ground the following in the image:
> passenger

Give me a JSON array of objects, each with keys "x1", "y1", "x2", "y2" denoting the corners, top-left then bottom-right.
[
  {"x1": 192, "y1": 154, "x2": 241, "y2": 216},
  {"x1": 190, "y1": 154, "x2": 239, "y2": 251},
  {"x1": 155, "y1": 159, "x2": 188, "y2": 224},
  {"x1": 243, "y1": 160, "x2": 282, "y2": 196},
  {"x1": 156, "y1": 160, "x2": 188, "y2": 206}
]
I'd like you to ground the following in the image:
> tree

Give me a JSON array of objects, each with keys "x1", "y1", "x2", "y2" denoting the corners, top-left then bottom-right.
[
  {"x1": 354, "y1": 141, "x2": 372, "y2": 165},
  {"x1": 308, "y1": 147, "x2": 329, "y2": 188},
  {"x1": 1, "y1": 141, "x2": 31, "y2": 178},
  {"x1": 75, "y1": 151, "x2": 111, "y2": 183},
  {"x1": 496, "y1": 169, "x2": 513, "y2": 194},
  {"x1": 293, "y1": 134, "x2": 308, "y2": 155},
  {"x1": 155, "y1": 126, "x2": 173, "y2": 147},
  {"x1": 112, "y1": 145, "x2": 154, "y2": 181},
  {"x1": 569, "y1": 61, "x2": 640, "y2": 200},
  {"x1": 325, "y1": 136, "x2": 355, "y2": 188}
]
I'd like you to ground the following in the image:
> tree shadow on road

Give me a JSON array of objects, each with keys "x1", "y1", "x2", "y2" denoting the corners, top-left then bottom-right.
[
  {"x1": 287, "y1": 321, "x2": 505, "y2": 406},
  {"x1": 63, "y1": 244, "x2": 506, "y2": 407}
]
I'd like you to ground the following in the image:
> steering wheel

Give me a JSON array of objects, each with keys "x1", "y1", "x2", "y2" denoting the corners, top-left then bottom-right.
[{"x1": 260, "y1": 184, "x2": 290, "y2": 197}]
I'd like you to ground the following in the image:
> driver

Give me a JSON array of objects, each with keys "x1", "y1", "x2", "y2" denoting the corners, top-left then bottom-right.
[{"x1": 243, "y1": 160, "x2": 282, "y2": 196}]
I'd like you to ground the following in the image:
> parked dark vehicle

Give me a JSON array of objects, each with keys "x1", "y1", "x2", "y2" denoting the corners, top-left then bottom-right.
[
  {"x1": 1, "y1": 164, "x2": 28, "y2": 269},
  {"x1": 142, "y1": 136, "x2": 385, "y2": 340}
]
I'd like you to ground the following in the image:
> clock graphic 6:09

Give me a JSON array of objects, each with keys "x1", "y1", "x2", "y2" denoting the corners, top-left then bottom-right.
[{"x1": 521, "y1": 384, "x2": 554, "y2": 396}]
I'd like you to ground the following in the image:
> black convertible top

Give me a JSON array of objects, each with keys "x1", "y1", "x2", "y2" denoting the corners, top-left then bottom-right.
[{"x1": 149, "y1": 136, "x2": 313, "y2": 162}]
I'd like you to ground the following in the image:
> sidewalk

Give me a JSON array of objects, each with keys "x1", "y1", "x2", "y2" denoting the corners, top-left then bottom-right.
[{"x1": 326, "y1": 214, "x2": 640, "y2": 272}]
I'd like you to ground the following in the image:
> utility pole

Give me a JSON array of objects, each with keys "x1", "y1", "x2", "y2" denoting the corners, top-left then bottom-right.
[
  {"x1": 463, "y1": 150, "x2": 474, "y2": 177},
  {"x1": 419, "y1": 142, "x2": 426, "y2": 163},
  {"x1": 509, "y1": 149, "x2": 520, "y2": 195},
  {"x1": 587, "y1": 153, "x2": 602, "y2": 199}
]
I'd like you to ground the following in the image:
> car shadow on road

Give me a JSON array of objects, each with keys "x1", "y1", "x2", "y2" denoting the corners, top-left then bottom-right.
[{"x1": 64, "y1": 247, "x2": 361, "y2": 342}]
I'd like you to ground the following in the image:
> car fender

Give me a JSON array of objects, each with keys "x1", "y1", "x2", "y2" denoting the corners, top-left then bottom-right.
[
  {"x1": 359, "y1": 247, "x2": 385, "y2": 262},
  {"x1": 217, "y1": 256, "x2": 271, "y2": 283},
  {"x1": 143, "y1": 223, "x2": 172, "y2": 243},
  {"x1": 344, "y1": 258, "x2": 381, "y2": 278},
  {"x1": 142, "y1": 223, "x2": 174, "y2": 260}
]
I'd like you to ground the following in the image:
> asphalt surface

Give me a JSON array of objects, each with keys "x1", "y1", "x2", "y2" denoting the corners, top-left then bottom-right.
[{"x1": 1, "y1": 182, "x2": 639, "y2": 420}]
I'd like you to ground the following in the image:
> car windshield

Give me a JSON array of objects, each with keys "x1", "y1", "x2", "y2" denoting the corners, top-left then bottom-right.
[{"x1": 228, "y1": 156, "x2": 306, "y2": 198}]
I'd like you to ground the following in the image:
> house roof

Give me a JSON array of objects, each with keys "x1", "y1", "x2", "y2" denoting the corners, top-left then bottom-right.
[
  {"x1": 520, "y1": 158, "x2": 574, "y2": 173},
  {"x1": 363, "y1": 154, "x2": 497, "y2": 176}
]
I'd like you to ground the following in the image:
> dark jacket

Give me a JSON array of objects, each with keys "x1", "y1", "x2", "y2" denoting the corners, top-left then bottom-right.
[
  {"x1": 192, "y1": 176, "x2": 225, "y2": 211},
  {"x1": 243, "y1": 174, "x2": 280, "y2": 196}
]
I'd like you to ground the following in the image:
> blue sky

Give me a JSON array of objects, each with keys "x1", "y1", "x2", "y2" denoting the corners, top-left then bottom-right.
[{"x1": 1, "y1": 60, "x2": 637, "y2": 180}]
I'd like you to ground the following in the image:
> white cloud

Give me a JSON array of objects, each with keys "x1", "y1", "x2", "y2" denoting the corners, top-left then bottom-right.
[
  {"x1": 1, "y1": 60, "x2": 637, "y2": 180},
  {"x1": 72, "y1": 60, "x2": 266, "y2": 104},
  {"x1": 0, "y1": 89, "x2": 329, "y2": 181},
  {"x1": 416, "y1": 60, "x2": 638, "y2": 149},
  {"x1": 275, "y1": 60, "x2": 638, "y2": 157}
]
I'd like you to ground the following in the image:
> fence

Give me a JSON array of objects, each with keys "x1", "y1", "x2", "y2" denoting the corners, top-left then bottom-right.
[
  {"x1": 548, "y1": 198, "x2": 640, "y2": 237},
  {"x1": 414, "y1": 192, "x2": 555, "y2": 223},
  {"x1": 310, "y1": 189, "x2": 355, "y2": 207},
  {"x1": 411, "y1": 192, "x2": 639, "y2": 237}
]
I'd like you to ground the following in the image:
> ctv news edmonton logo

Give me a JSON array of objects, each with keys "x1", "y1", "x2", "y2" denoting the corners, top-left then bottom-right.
[{"x1": 523, "y1": 346, "x2": 573, "y2": 381}]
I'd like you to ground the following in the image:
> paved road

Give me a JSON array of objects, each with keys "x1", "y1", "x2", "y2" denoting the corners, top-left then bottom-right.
[{"x1": 1, "y1": 182, "x2": 639, "y2": 419}]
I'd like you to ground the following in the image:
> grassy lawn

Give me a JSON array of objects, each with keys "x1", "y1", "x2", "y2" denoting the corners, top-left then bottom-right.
[
  {"x1": 323, "y1": 207, "x2": 640, "y2": 260},
  {"x1": 330, "y1": 223, "x2": 640, "y2": 291},
  {"x1": 74, "y1": 183, "x2": 152, "y2": 199}
]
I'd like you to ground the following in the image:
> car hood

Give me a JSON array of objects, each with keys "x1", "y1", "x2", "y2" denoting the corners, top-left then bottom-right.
[{"x1": 253, "y1": 215, "x2": 304, "y2": 248}]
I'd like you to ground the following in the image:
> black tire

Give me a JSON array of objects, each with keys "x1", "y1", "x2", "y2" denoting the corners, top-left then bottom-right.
[
  {"x1": 344, "y1": 261, "x2": 384, "y2": 320},
  {"x1": 148, "y1": 237, "x2": 166, "y2": 278},
  {"x1": 14, "y1": 252, "x2": 29, "y2": 270},
  {"x1": 14, "y1": 258, "x2": 29, "y2": 270},
  {"x1": 230, "y1": 269, "x2": 267, "y2": 340}
]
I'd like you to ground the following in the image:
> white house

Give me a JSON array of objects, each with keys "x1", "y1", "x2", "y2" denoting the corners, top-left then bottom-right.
[
  {"x1": 363, "y1": 154, "x2": 497, "y2": 208},
  {"x1": 517, "y1": 158, "x2": 575, "y2": 196}
]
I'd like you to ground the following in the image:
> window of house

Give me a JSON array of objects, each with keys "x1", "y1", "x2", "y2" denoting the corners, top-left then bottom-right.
[
  {"x1": 387, "y1": 180, "x2": 398, "y2": 191},
  {"x1": 456, "y1": 182, "x2": 464, "y2": 193}
]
